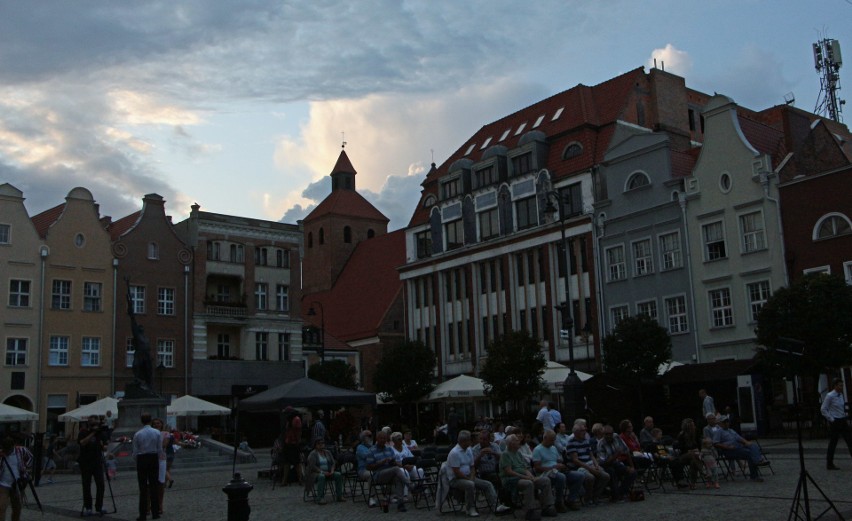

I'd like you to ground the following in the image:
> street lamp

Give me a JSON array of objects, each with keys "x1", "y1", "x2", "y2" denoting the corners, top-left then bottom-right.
[
  {"x1": 544, "y1": 191, "x2": 585, "y2": 422},
  {"x1": 307, "y1": 301, "x2": 325, "y2": 363}
]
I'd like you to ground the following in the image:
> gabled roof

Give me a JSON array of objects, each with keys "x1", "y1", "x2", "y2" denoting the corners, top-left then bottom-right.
[
  {"x1": 304, "y1": 189, "x2": 388, "y2": 223},
  {"x1": 302, "y1": 229, "x2": 405, "y2": 343},
  {"x1": 31, "y1": 203, "x2": 65, "y2": 239},
  {"x1": 107, "y1": 211, "x2": 142, "y2": 240},
  {"x1": 331, "y1": 149, "x2": 357, "y2": 176}
]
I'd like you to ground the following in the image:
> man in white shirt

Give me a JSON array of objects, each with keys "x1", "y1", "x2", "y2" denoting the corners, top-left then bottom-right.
[
  {"x1": 821, "y1": 378, "x2": 851, "y2": 470},
  {"x1": 447, "y1": 430, "x2": 508, "y2": 517},
  {"x1": 699, "y1": 389, "x2": 717, "y2": 419},
  {"x1": 536, "y1": 401, "x2": 554, "y2": 431},
  {"x1": 133, "y1": 412, "x2": 165, "y2": 520}
]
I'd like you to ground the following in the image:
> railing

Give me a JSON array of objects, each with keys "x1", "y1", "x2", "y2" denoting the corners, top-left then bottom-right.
[{"x1": 205, "y1": 305, "x2": 248, "y2": 318}]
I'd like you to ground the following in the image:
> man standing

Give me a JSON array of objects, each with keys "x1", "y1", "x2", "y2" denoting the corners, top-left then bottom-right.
[
  {"x1": 500, "y1": 434, "x2": 552, "y2": 521},
  {"x1": 133, "y1": 412, "x2": 164, "y2": 520},
  {"x1": 548, "y1": 403, "x2": 562, "y2": 431},
  {"x1": 281, "y1": 407, "x2": 302, "y2": 486},
  {"x1": 310, "y1": 410, "x2": 327, "y2": 448},
  {"x1": 447, "y1": 408, "x2": 460, "y2": 446},
  {"x1": 536, "y1": 401, "x2": 554, "y2": 432},
  {"x1": 78, "y1": 415, "x2": 108, "y2": 516},
  {"x1": 447, "y1": 430, "x2": 508, "y2": 517},
  {"x1": 821, "y1": 378, "x2": 852, "y2": 470},
  {"x1": 712, "y1": 416, "x2": 764, "y2": 482},
  {"x1": 699, "y1": 389, "x2": 717, "y2": 419}
]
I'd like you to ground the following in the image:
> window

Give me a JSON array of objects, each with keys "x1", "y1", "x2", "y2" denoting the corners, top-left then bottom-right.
[
  {"x1": 665, "y1": 296, "x2": 688, "y2": 334},
  {"x1": 147, "y1": 242, "x2": 159, "y2": 260},
  {"x1": 343, "y1": 226, "x2": 352, "y2": 243},
  {"x1": 81, "y1": 337, "x2": 100, "y2": 366},
  {"x1": 475, "y1": 166, "x2": 498, "y2": 187},
  {"x1": 254, "y1": 246, "x2": 268, "y2": 266},
  {"x1": 8, "y1": 279, "x2": 30, "y2": 307},
  {"x1": 632, "y1": 239, "x2": 653, "y2": 276},
  {"x1": 515, "y1": 197, "x2": 538, "y2": 230},
  {"x1": 278, "y1": 332, "x2": 290, "y2": 361},
  {"x1": 230, "y1": 244, "x2": 244, "y2": 263},
  {"x1": 276, "y1": 248, "x2": 290, "y2": 268},
  {"x1": 307, "y1": 232, "x2": 313, "y2": 248},
  {"x1": 709, "y1": 288, "x2": 734, "y2": 327},
  {"x1": 207, "y1": 241, "x2": 221, "y2": 260},
  {"x1": 702, "y1": 221, "x2": 727, "y2": 261},
  {"x1": 442, "y1": 178, "x2": 460, "y2": 200},
  {"x1": 558, "y1": 184, "x2": 583, "y2": 218},
  {"x1": 83, "y1": 282, "x2": 102, "y2": 312},
  {"x1": 126, "y1": 338, "x2": 134, "y2": 367},
  {"x1": 746, "y1": 281, "x2": 771, "y2": 322},
  {"x1": 215, "y1": 285, "x2": 231, "y2": 303},
  {"x1": 845, "y1": 262, "x2": 852, "y2": 285},
  {"x1": 367, "y1": 229, "x2": 375, "y2": 238},
  {"x1": 511, "y1": 153, "x2": 533, "y2": 176},
  {"x1": 610, "y1": 305, "x2": 629, "y2": 327},
  {"x1": 5, "y1": 338, "x2": 27, "y2": 366},
  {"x1": 157, "y1": 288, "x2": 175, "y2": 315},
  {"x1": 49, "y1": 336, "x2": 69, "y2": 366},
  {"x1": 606, "y1": 245, "x2": 626, "y2": 281},
  {"x1": 157, "y1": 339, "x2": 174, "y2": 367},
  {"x1": 626, "y1": 172, "x2": 650, "y2": 190},
  {"x1": 51, "y1": 280, "x2": 72, "y2": 310},
  {"x1": 445, "y1": 220, "x2": 463, "y2": 250},
  {"x1": 478, "y1": 208, "x2": 499, "y2": 241},
  {"x1": 740, "y1": 211, "x2": 766, "y2": 253},
  {"x1": 217, "y1": 334, "x2": 230, "y2": 359},
  {"x1": 719, "y1": 172, "x2": 732, "y2": 192},
  {"x1": 276, "y1": 284, "x2": 289, "y2": 311},
  {"x1": 74, "y1": 233, "x2": 85, "y2": 248},
  {"x1": 0, "y1": 224, "x2": 9, "y2": 244},
  {"x1": 415, "y1": 230, "x2": 432, "y2": 259},
  {"x1": 815, "y1": 214, "x2": 852, "y2": 239},
  {"x1": 637, "y1": 300, "x2": 658, "y2": 321},
  {"x1": 659, "y1": 231, "x2": 682, "y2": 270},
  {"x1": 255, "y1": 332, "x2": 268, "y2": 361},
  {"x1": 254, "y1": 283, "x2": 268, "y2": 310},
  {"x1": 129, "y1": 285, "x2": 146, "y2": 313},
  {"x1": 562, "y1": 143, "x2": 582, "y2": 160}
]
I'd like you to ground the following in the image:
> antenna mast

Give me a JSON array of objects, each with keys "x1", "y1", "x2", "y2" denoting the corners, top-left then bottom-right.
[{"x1": 813, "y1": 38, "x2": 845, "y2": 122}]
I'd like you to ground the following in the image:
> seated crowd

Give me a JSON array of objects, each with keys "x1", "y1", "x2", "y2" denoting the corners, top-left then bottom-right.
[{"x1": 289, "y1": 407, "x2": 769, "y2": 519}]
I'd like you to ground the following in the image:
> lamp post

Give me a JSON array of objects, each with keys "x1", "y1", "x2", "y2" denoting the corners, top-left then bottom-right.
[
  {"x1": 307, "y1": 301, "x2": 325, "y2": 363},
  {"x1": 544, "y1": 191, "x2": 585, "y2": 422}
]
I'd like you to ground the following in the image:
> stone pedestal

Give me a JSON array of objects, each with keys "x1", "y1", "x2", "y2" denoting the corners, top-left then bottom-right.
[{"x1": 115, "y1": 396, "x2": 167, "y2": 441}]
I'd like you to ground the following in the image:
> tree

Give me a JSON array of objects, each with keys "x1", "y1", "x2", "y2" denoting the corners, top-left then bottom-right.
[
  {"x1": 308, "y1": 359, "x2": 358, "y2": 390},
  {"x1": 373, "y1": 339, "x2": 436, "y2": 404},
  {"x1": 756, "y1": 273, "x2": 852, "y2": 378},
  {"x1": 479, "y1": 330, "x2": 546, "y2": 412},
  {"x1": 602, "y1": 314, "x2": 672, "y2": 382}
]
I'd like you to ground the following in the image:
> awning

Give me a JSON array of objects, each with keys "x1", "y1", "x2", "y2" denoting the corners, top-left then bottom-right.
[
  {"x1": 0, "y1": 403, "x2": 38, "y2": 422},
  {"x1": 58, "y1": 397, "x2": 119, "y2": 422},
  {"x1": 167, "y1": 395, "x2": 231, "y2": 417}
]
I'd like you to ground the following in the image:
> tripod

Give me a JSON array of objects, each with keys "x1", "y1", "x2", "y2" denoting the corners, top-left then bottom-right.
[
  {"x1": 78, "y1": 450, "x2": 117, "y2": 517},
  {"x1": 787, "y1": 375, "x2": 844, "y2": 521},
  {"x1": 1, "y1": 452, "x2": 43, "y2": 513}
]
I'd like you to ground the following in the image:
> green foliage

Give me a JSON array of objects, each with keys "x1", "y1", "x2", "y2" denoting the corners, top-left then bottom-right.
[
  {"x1": 373, "y1": 339, "x2": 436, "y2": 404},
  {"x1": 479, "y1": 330, "x2": 546, "y2": 410},
  {"x1": 756, "y1": 273, "x2": 852, "y2": 377},
  {"x1": 308, "y1": 359, "x2": 358, "y2": 390},
  {"x1": 602, "y1": 314, "x2": 672, "y2": 382}
]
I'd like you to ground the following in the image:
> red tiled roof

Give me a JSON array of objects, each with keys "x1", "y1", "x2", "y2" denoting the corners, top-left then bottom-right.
[
  {"x1": 302, "y1": 229, "x2": 406, "y2": 343},
  {"x1": 107, "y1": 211, "x2": 142, "y2": 240},
  {"x1": 305, "y1": 189, "x2": 388, "y2": 223},
  {"x1": 738, "y1": 115, "x2": 787, "y2": 168},
  {"x1": 31, "y1": 203, "x2": 65, "y2": 239},
  {"x1": 331, "y1": 149, "x2": 357, "y2": 175}
]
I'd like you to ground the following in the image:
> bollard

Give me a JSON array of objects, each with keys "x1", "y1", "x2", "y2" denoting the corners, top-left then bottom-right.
[{"x1": 223, "y1": 472, "x2": 253, "y2": 521}]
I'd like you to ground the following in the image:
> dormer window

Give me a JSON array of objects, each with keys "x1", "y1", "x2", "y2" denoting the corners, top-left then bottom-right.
[
  {"x1": 475, "y1": 166, "x2": 498, "y2": 188},
  {"x1": 626, "y1": 172, "x2": 651, "y2": 191},
  {"x1": 511, "y1": 152, "x2": 533, "y2": 177},
  {"x1": 562, "y1": 142, "x2": 582, "y2": 160},
  {"x1": 441, "y1": 178, "x2": 461, "y2": 200}
]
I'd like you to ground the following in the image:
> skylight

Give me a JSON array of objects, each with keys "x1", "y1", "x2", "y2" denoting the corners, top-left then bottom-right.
[
  {"x1": 464, "y1": 143, "x2": 476, "y2": 156},
  {"x1": 532, "y1": 115, "x2": 545, "y2": 128},
  {"x1": 480, "y1": 137, "x2": 493, "y2": 149},
  {"x1": 514, "y1": 122, "x2": 527, "y2": 135},
  {"x1": 499, "y1": 129, "x2": 511, "y2": 141},
  {"x1": 552, "y1": 107, "x2": 564, "y2": 121}
]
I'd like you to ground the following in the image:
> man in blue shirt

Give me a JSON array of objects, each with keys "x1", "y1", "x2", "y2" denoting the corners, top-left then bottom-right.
[
  {"x1": 712, "y1": 416, "x2": 764, "y2": 482},
  {"x1": 565, "y1": 423, "x2": 609, "y2": 505},
  {"x1": 365, "y1": 431, "x2": 409, "y2": 512},
  {"x1": 531, "y1": 430, "x2": 565, "y2": 515},
  {"x1": 820, "y1": 378, "x2": 851, "y2": 470}
]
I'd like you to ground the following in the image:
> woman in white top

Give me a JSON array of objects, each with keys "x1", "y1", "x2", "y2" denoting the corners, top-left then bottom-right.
[
  {"x1": 391, "y1": 432, "x2": 425, "y2": 497},
  {"x1": 402, "y1": 431, "x2": 419, "y2": 451}
]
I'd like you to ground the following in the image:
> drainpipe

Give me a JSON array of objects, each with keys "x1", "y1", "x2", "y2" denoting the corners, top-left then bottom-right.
[
  {"x1": 591, "y1": 212, "x2": 605, "y2": 369},
  {"x1": 111, "y1": 258, "x2": 118, "y2": 395},
  {"x1": 184, "y1": 264, "x2": 190, "y2": 395},
  {"x1": 760, "y1": 169, "x2": 789, "y2": 285},
  {"x1": 678, "y1": 192, "x2": 701, "y2": 364},
  {"x1": 37, "y1": 246, "x2": 48, "y2": 429}
]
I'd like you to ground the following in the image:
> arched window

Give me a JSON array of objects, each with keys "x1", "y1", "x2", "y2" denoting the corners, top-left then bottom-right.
[
  {"x1": 319, "y1": 227, "x2": 325, "y2": 245},
  {"x1": 814, "y1": 213, "x2": 852, "y2": 240},
  {"x1": 562, "y1": 142, "x2": 583, "y2": 160},
  {"x1": 307, "y1": 232, "x2": 313, "y2": 248},
  {"x1": 367, "y1": 229, "x2": 375, "y2": 239},
  {"x1": 343, "y1": 226, "x2": 352, "y2": 243},
  {"x1": 625, "y1": 172, "x2": 650, "y2": 191}
]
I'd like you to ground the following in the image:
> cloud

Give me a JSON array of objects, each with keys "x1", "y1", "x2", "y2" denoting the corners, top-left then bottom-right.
[
  {"x1": 699, "y1": 45, "x2": 793, "y2": 109},
  {"x1": 648, "y1": 44, "x2": 693, "y2": 76}
]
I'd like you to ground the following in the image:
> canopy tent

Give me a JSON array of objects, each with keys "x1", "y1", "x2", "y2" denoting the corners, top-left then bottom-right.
[
  {"x1": 657, "y1": 360, "x2": 685, "y2": 376},
  {"x1": 58, "y1": 397, "x2": 119, "y2": 422},
  {"x1": 542, "y1": 361, "x2": 593, "y2": 391},
  {"x1": 424, "y1": 374, "x2": 487, "y2": 402},
  {"x1": 238, "y1": 377, "x2": 376, "y2": 412},
  {"x1": 0, "y1": 403, "x2": 38, "y2": 423},
  {"x1": 167, "y1": 395, "x2": 231, "y2": 417}
]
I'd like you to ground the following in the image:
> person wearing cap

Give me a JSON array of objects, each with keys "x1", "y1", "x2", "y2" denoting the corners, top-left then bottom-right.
[
  {"x1": 821, "y1": 378, "x2": 852, "y2": 470},
  {"x1": 712, "y1": 415, "x2": 764, "y2": 482},
  {"x1": 305, "y1": 437, "x2": 343, "y2": 504}
]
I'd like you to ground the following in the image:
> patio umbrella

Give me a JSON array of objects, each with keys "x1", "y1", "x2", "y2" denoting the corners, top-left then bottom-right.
[
  {"x1": 0, "y1": 403, "x2": 38, "y2": 422},
  {"x1": 58, "y1": 397, "x2": 119, "y2": 422},
  {"x1": 167, "y1": 395, "x2": 231, "y2": 417},
  {"x1": 542, "y1": 361, "x2": 593, "y2": 391},
  {"x1": 423, "y1": 374, "x2": 487, "y2": 402}
]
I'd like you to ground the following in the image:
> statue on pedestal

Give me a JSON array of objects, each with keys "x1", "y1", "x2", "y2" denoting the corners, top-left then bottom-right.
[{"x1": 125, "y1": 277, "x2": 157, "y2": 398}]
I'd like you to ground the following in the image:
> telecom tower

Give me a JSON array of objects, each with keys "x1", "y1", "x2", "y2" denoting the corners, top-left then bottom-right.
[{"x1": 813, "y1": 38, "x2": 845, "y2": 122}]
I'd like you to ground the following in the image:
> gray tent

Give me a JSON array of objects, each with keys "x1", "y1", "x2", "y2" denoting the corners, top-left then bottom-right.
[{"x1": 238, "y1": 377, "x2": 375, "y2": 412}]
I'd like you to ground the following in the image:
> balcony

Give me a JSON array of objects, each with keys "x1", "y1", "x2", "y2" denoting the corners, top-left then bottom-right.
[{"x1": 205, "y1": 305, "x2": 248, "y2": 318}]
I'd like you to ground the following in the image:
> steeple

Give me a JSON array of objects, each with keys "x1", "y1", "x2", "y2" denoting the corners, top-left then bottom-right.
[{"x1": 330, "y1": 147, "x2": 357, "y2": 191}]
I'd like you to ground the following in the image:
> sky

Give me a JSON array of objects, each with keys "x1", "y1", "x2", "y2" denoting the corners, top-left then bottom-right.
[{"x1": 1, "y1": 1, "x2": 850, "y2": 231}]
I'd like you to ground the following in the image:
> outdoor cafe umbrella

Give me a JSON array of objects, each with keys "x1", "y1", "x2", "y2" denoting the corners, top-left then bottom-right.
[
  {"x1": 542, "y1": 361, "x2": 593, "y2": 391},
  {"x1": 423, "y1": 374, "x2": 487, "y2": 402},
  {"x1": 0, "y1": 403, "x2": 38, "y2": 422},
  {"x1": 167, "y1": 395, "x2": 231, "y2": 417},
  {"x1": 58, "y1": 396, "x2": 119, "y2": 422}
]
